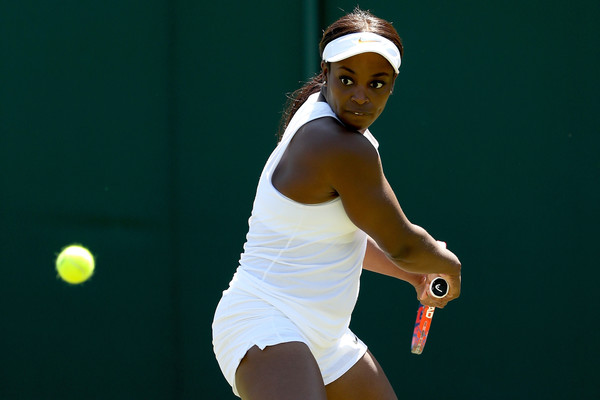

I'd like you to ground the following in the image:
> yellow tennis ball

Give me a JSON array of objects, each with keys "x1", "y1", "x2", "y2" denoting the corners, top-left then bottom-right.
[{"x1": 56, "y1": 245, "x2": 95, "y2": 284}]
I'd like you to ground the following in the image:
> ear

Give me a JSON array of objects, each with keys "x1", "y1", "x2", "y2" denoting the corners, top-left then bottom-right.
[
  {"x1": 321, "y1": 61, "x2": 329, "y2": 76},
  {"x1": 390, "y1": 76, "x2": 397, "y2": 94}
]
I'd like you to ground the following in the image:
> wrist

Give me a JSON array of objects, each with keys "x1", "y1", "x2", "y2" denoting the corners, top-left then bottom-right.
[{"x1": 407, "y1": 273, "x2": 426, "y2": 288}]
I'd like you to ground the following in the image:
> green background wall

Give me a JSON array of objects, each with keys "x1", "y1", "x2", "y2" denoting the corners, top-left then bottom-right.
[{"x1": 1, "y1": 1, "x2": 598, "y2": 399}]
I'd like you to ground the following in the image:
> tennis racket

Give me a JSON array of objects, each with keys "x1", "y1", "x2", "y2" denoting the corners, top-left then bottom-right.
[{"x1": 410, "y1": 277, "x2": 448, "y2": 354}]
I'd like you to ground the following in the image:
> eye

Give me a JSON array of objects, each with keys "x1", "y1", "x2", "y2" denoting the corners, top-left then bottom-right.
[
  {"x1": 371, "y1": 81, "x2": 385, "y2": 89},
  {"x1": 340, "y1": 76, "x2": 354, "y2": 86}
]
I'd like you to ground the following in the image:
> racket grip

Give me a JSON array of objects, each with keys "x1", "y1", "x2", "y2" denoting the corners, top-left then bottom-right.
[
  {"x1": 430, "y1": 277, "x2": 449, "y2": 299},
  {"x1": 410, "y1": 278, "x2": 449, "y2": 354},
  {"x1": 411, "y1": 304, "x2": 436, "y2": 354}
]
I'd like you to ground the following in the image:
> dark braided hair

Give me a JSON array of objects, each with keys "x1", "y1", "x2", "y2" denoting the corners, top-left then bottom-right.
[{"x1": 277, "y1": 8, "x2": 404, "y2": 140}]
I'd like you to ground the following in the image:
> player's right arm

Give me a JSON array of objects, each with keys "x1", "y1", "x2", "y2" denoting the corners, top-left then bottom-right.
[{"x1": 319, "y1": 123, "x2": 461, "y2": 298}]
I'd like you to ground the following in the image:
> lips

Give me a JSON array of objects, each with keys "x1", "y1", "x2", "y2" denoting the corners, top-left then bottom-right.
[{"x1": 346, "y1": 109, "x2": 372, "y2": 116}]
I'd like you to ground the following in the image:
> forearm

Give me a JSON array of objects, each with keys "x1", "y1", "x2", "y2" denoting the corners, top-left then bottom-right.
[
  {"x1": 363, "y1": 236, "x2": 424, "y2": 287},
  {"x1": 388, "y1": 224, "x2": 461, "y2": 276}
]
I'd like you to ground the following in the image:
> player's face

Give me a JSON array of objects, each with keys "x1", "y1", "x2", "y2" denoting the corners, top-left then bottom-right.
[{"x1": 322, "y1": 52, "x2": 396, "y2": 133}]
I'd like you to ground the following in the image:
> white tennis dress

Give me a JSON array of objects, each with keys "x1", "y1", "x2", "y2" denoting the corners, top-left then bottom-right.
[{"x1": 212, "y1": 92, "x2": 379, "y2": 397}]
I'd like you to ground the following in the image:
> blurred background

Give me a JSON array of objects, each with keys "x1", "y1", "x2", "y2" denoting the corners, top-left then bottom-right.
[{"x1": 1, "y1": 0, "x2": 598, "y2": 398}]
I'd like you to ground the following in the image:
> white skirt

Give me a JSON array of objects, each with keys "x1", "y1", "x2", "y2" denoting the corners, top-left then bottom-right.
[{"x1": 212, "y1": 285, "x2": 368, "y2": 397}]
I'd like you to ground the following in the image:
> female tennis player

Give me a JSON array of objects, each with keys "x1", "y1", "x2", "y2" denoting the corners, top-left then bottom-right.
[{"x1": 212, "y1": 8, "x2": 461, "y2": 400}]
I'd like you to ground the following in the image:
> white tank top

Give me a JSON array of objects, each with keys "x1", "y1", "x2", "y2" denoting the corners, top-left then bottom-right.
[{"x1": 231, "y1": 93, "x2": 379, "y2": 346}]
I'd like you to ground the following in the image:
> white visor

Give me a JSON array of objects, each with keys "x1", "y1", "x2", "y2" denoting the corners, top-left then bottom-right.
[{"x1": 322, "y1": 32, "x2": 401, "y2": 74}]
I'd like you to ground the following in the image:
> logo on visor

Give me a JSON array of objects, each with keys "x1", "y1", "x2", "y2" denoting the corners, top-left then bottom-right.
[{"x1": 358, "y1": 38, "x2": 378, "y2": 44}]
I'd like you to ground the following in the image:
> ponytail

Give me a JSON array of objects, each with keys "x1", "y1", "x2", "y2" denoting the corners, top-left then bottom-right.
[{"x1": 277, "y1": 71, "x2": 326, "y2": 141}]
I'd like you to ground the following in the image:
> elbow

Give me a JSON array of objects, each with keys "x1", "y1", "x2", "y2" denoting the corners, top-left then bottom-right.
[
  {"x1": 387, "y1": 245, "x2": 412, "y2": 264},
  {"x1": 386, "y1": 245, "x2": 419, "y2": 271}
]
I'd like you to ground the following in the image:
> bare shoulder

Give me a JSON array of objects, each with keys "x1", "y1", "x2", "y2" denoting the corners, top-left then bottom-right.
[
  {"x1": 294, "y1": 117, "x2": 380, "y2": 167},
  {"x1": 273, "y1": 116, "x2": 382, "y2": 203}
]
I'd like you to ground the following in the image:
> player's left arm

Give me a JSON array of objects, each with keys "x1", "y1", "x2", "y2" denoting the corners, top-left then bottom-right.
[
  {"x1": 363, "y1": 236, "x2": 423, "y2": 286},
  {"x1": 363, "y1": 236, "x2": 453, "y2": 308}
]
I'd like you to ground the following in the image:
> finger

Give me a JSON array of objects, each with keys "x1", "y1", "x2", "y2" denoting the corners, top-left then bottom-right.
[{"x1": 421, "y1": 298, "x2": 448, "y2": 308}]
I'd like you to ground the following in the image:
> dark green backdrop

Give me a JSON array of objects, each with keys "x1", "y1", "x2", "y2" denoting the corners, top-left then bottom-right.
[{"x1": 1, "y1": 1, "x2": 598, "y2": 399}]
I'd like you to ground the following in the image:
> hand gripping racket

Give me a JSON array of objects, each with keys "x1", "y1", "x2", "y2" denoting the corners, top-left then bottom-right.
[{"x1": 410, "y1": 277, "x2": 448, "y2": 354}]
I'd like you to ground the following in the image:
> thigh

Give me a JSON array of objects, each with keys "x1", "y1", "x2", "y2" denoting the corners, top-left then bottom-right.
[
  {"x1": 235, "y1": 341, "x2": 328, "y2": 400},
  {"x1": 325, "y1": 350, "x2": 398, "y2": 400}
]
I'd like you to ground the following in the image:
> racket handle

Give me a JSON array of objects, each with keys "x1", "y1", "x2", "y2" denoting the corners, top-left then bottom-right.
[
  {"x1": 410, "y1": 277, "x2": 449, "y2": 354},
  {"x1": 411, "y1": 304, "x2": 436, "y2": 354},
  {"x1": 430, "y1": 277, "x2": 449, "y2": 298}
]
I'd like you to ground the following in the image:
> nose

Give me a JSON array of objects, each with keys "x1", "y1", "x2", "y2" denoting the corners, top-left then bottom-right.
[{"x1": 351, "y1": 87, "x2": 369, "y2": 105}]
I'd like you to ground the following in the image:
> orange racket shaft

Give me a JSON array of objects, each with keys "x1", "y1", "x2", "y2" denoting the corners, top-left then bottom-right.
[{"x1": 411, "y1": 277, "x2": 448, "y2": 355}]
